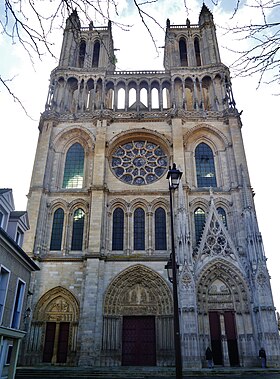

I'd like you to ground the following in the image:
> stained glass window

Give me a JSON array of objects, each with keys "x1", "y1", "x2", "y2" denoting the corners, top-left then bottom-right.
[
  {"x1": 50, "y1": 208, "x2": 64, "y2": 250},
  {"x1": 71, "y1": 208, "x2": 85, "y2": 250},
  {"x1": 112, "y1": 208, "x2": 124, "y2": 250},
  {"x1": 134, "y1": 208, "x2": 145, "y2": 250},
  {"x1": 111, "y1": 140, "x2": 168, "y2": 185},
  {"x1": 62, "y1": 143, "x2": 84, "y2": 189},
  {"x1": 155, "y1": 207, "x2": 167, "y2": 250},
  {"x1": 195, "y1": 143, "x2": 217, "y2": 188},
  {"x1": 217, "y1": 207, "x2": 227, "y2": 228},
  {"x1": 194, "y1": 207, "x2": 206, "y2": 244}
]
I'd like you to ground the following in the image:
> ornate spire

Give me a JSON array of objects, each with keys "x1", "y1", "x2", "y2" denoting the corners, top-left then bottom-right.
[
  {"x1": 176, "y1": 181, "x2": 192, "y2": 267},
  {"x1": 199, "y1": 2, "x2": 214, "y2": 25}
]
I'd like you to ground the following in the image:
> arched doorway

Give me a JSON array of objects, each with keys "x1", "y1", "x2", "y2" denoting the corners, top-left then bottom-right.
[
  {"x1": 197, "y1": 261, "x2": 251, "y2": 367},
  {"x1": 26, "y1": 287, "x2": 79, "y2": 365},
  {"x1": 102, "y1": 265, "x2": 173, "y2": 366}
]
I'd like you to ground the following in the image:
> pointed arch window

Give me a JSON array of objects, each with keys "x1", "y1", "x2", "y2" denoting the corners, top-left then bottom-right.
[
  {"x1": 92, "y1": 41, "x2": 100, "y2": 67},
  {"x1": 217, "y1": 207, "x2": 227, "y2": 228},
  {"x1": 194, "y1": 207, "x2": 205, "y2": 244},
  {"x1": 195, "y1": 143, "x2": 217, "y2": 187},
  {"x1": 134, "y1": 208, "x2": 145, "y2": 250},
  {"x1": 194, "y1": 37, "x2": 201, "y2": 66},
  {"x1": 112, "y1": 208, "x2": 124, "y2": 251},
  {"x1": 78, "y1": 40, "x2": 86, "y2": 68},
  {"x1": 179, "y1": 38, "x2": 188, "y2": 66},
  {"x1": 155, "y1": 207, "x2": 167, "y2": 250},
  {"x1": 71, "y1": 208, "x2": 85, "y2": 250},
  {"x1": 62, "y1": 143, "x2": 84, "y2": 189},
  {"x1": 50, "y1": 208, "x2": 64, "y2": 250}
]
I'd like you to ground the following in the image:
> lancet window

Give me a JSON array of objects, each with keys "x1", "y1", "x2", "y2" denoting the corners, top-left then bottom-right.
[
  {"x1": 62, "y1": 143, "x2": 85, "y2": 189},
  {"x1": 155, "y1": 207, "x2": 167, "y2": 250},
  {"x1": 134, "y1": 208, "x2": 145, "y2": 250},
  {"x1": 195, "y1": 143, "x2": 217, "y2": 188},
  {"x1": 179, "y1": 38, "x2": 188, "y2": 66},
  {"x1": 71, "y1": 208, "x2": 85, "y2": 250},
  {"x1": 194, "y1": 207, "x2": 206, "y2": 244},
  {"x1": 112, "y1": 208, "x2": 124, "y2": 251},
  {"x1": 217, "y1": 207, "x2": 227, "y2": 228},
  {"x1": 92, "y1": 41, "x2": 100, "y2": 67},
  {"x1": 50, "y1": 208, "x2": 64, "y2": 250},
  {"x1": 194, "y1": 37, "x2": 201, "y2": 66},
  {"x1": 78, "y1": 40, "x2": 86, "y2": 68}
]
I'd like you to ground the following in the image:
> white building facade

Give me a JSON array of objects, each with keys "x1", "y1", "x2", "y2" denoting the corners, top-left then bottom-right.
[
  {"x1": 0, "y1": 189, "x2": 39, "y2": 379},
  {"x1": 22, "y1": 5, "x2": 280, "y2": 368}
]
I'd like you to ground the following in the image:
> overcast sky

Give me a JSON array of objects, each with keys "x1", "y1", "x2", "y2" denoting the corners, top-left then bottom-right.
[{"x1": 1, "y1": 0, "x2": 279, "y2": 313}]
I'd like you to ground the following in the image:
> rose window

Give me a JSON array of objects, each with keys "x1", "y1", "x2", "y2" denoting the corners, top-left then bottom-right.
[{"x1": 111, "y1": 140, "x2": 168, "y2": 185}]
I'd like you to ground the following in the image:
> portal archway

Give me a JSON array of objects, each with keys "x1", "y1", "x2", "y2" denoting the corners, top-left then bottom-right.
[
  {"x1": 26, "y1": 287, "x2": 79, "y2": 365},
  {"x1": 102, "y1": 265, "x2": 173, "y2": 366},
  {"x1": 197, "y1": 261, "x2": 251, "y2": 367}
]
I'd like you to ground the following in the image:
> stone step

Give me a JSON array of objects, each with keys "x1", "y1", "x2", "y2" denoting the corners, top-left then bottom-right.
[
  {"x1": 16, "y1": 366, "x2": 280, "y2": 379},
  {"x1": 16, "y1": 367, "x2": 174, "y2": 379}
]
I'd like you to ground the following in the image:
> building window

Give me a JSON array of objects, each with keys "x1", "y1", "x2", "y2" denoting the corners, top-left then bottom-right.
[
  {"x1": 179, "y1": 38, "x2": 188, "y2": 66},
  {"x1": 78, "y1": 40, "x2": 86, "y2": 68},
  {"x1": 217, "y1": 207, "x2": 227, "y2": 228},
  {"x1": 111, "y1": 140, "x2": 168, "y2": 186},
  {"x1": 71, "y1": 208, "x2": 85, "y2": 251},
  {"x1": 11, "y1": 279, "x2": 26, "y2": 329},
  {"x1": 194, "y1": 37, "x2": 201, "y2": 66},
  {"x1": 195, "y1": 143, "x2": 217, "y2": 188},
  {"x1": 15, "y1": 228, "x2": 24, "y2": 246},
  {"x1": 112, "y1": 208, "x2": 124, "y2": 251},
  {"x1": 92, "y1": 41, "x2": 100, "y2": 67},
  {"x1": 0, "y1": 266, "x2": 10, "y2": 323},
  {"x1": 155, "y1": 207, "x2": 167, "y2": 250},
  {"x1": 5, "y1": 345, "x2": 13, "y2": 365},
  {"x1": 62, "y1": 143, "x2": 84, "y2": 189},
  {"x1": 194, "y1": 207, "x2": 206, "y2": 244},
  {"x1": 134, "y1": 208, "x2": 145, "y2": 250},
  {"x1": 50, "y1": 208, "x2": 64, "y2": 250}
]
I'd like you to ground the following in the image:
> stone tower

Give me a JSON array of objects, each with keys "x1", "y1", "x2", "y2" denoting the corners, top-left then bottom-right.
[{"x1": 23, "y1": 4, "x2": 280, "y2": 368}]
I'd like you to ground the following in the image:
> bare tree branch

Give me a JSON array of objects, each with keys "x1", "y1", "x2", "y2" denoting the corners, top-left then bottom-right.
[{"x1": 0, "y1": 76, "x2": 34, "y2": 119}]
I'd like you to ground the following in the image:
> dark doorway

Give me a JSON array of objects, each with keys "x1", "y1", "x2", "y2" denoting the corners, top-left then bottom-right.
[
  {"x1": 43, "y1": 322, "x2": 56, "y2": 362},
  {"x1": 57, "y1": 322, "x2": 70, "y2": 363},
  {"x1": 209, "y1": 312, "x2": 223, "y2": 365},
  {"x1": 209, "y1": 311, "x2": 240, "y2": 367},
  {"x1": 122, "y1": 316, "x2": 156, "y2": 366},
  {"x1": 43, "y1": 322, "x2": 70, "y2": 364},
  {"x1": 224, "y1": 311, "x2": 239, "y2": 366}
]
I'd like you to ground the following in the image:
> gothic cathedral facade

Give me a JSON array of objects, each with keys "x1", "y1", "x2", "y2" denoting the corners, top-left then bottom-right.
[{"x1": 23, "y1": 5, "x2": 280, "y2": 368}]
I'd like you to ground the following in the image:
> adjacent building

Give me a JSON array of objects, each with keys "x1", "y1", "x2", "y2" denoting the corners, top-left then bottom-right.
[
  {"x1": 22, "y1": 5, "x2": 280, "y2": 368},
  {"x1": 0, "y1": 189, "x2": 39, "y2": 379}
]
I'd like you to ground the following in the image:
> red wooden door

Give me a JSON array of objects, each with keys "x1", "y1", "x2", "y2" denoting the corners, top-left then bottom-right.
[
  {"x1": 57, "y1": 322, "x2": 70, "y2": 363},
  {"x1": 224, "y1": 311, "x2": 239, "y2": 366},
  {"x1": 43, "y1": 322, "x2": 56, "y2": 362},
  {"x1": 122, "y1": 316, "x2": 156, "y2": 366},
  {"x1": 209, "y1": 312, "x2": 223, "y2": 365}
]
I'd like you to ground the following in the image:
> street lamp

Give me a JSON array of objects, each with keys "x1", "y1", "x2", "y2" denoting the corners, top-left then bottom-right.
[{"x1": 165, "y1": 163, "x2": 183, "y2": 379}]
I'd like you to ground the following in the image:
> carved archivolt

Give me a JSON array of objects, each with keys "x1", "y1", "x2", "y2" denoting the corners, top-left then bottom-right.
[
  {"x1": 104, "y1": 264, "x2": 173, "y2": 316},
  {"x1": 197, "y1": 260, "x2": 250, "y2": 313},
  {"x1": 33, "y1": 286, "x2": 80, "y2": 322},
  {"x1": 183, "y1": 123, "x2": 230, "y2": 150},
  {"x1": 107, "y1": 129, "x2": 171, "y2": 157},
  {"x1": 52, "y1": 126, "x2": 95, "y2": 152}
]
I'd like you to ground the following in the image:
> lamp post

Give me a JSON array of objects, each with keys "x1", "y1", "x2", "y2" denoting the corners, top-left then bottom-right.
[{"x1": 165, "y1": 163, "x2": 183, "y2": 379}]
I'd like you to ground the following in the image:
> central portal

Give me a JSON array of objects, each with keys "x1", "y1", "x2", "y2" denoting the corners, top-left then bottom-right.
[{"x1": 122, "y1": 316, "x2": 156, "y2": 366}]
